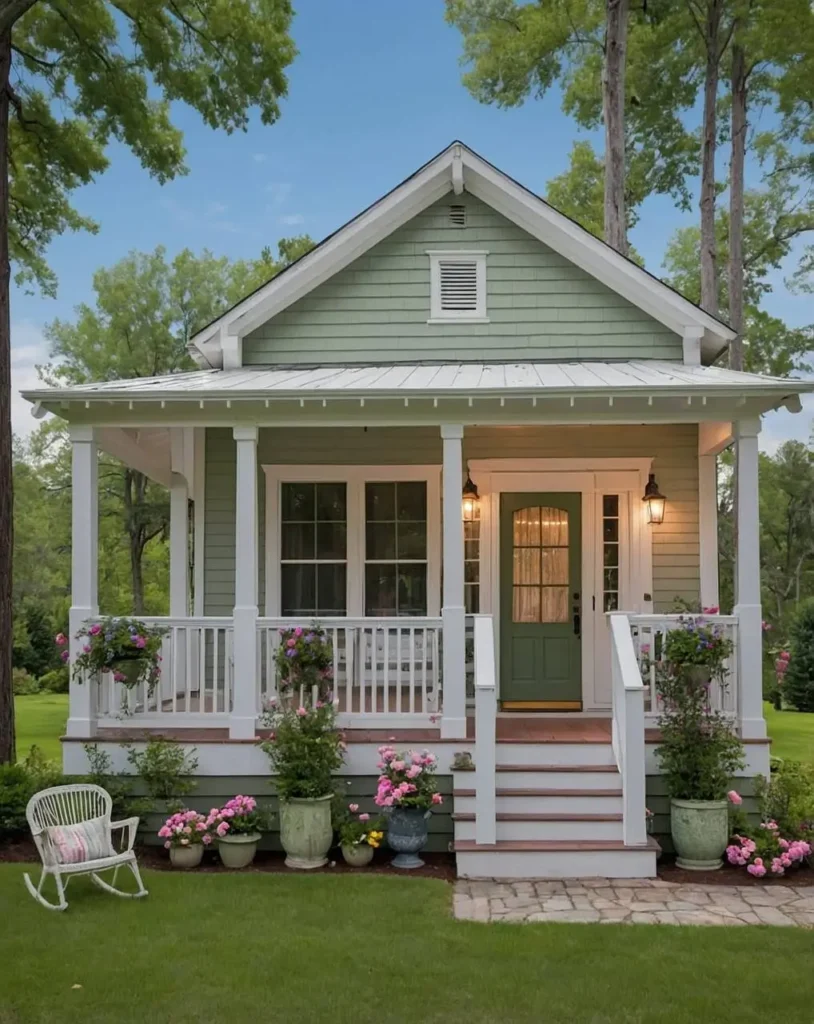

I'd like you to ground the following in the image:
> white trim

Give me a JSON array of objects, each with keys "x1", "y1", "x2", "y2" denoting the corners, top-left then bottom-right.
[
  {"x1": 262, "y1": 464, "x2": 441, "y2": 619},
  {"x1": 192, "y1": 428, "x2": 206, "y2": 617},
  {"x1": 699, "y1": 421, "x2": 733, "y2": 456},
  {"x1": 682, "y1": 326, "x2": 704, "y2": 366},
  {"x1": 427, "y1": 250, "x2": 488, "y2": 322},
  {"x1": 698, "y1": 453, "x2": 719, "y2": 608},
  {"x1": 232, "y1": 426, "x2": 259, "y2": 740},
  {"x1": 441, "y1": 424, "x2": 467, "y2": 738},
  {"x1": 469, "y1": 458, "x2": 653, "y2": 710}
]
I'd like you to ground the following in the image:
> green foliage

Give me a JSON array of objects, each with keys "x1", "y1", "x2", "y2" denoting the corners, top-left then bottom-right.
[
  {"x1": 125, "y1": 738, "x2": 198, "y2": 810},
  {"x1": 72, "y1": 617, "x2": 166, "y2": 695},
  {"x1": 783, "y1": 600, "x2": 814, "y2": 713},
  {"x1": 261, "y1": 700, "x2": 346, "y2": 801},
  {"x1": 82, "y1": 743, "x2": 134, "y2": 821},
  {"x1": 333, "y1": 799, "x2": 385, "y2": 849},
  {"x1": 274, "y1": 624, "x2": 334, "y2": 696},
  {"x1": 12, "y1": 668, "x2": 39, "y2": 695},
  {"x1": 756, "y1": 759, "x2": 814, "y2": 835},
  {"x1": 0, "y1": 746, "x2": 63, "y2": 839},
  {"x1": 662, "y1": 618, "x2": 734, "y2": 671},
  {"x1": 38, "y1": 667, "x2": 68, "y2": 694}
]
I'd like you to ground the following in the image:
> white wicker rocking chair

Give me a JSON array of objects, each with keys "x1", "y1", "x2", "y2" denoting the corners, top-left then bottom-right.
[{"x1": 24, "y1": 783, "x2": 148, "y2": 911}]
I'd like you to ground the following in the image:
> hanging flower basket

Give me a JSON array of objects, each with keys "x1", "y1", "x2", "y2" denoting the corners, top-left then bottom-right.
[{"x1": 68, "y1": 617, "x2": 167, "y2": 696}]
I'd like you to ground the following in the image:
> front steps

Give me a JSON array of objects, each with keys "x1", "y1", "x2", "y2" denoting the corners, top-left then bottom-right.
[{"x1": 452, "y1": 734, "x2": 658, "y2": 879}]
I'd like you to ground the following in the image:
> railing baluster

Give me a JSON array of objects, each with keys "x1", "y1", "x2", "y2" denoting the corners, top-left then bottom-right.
[{"x1": 409, "y1": 626, "x2": 415, "y2": 714}]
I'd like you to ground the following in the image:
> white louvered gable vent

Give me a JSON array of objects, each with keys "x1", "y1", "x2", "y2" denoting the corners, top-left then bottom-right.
[
  {"x1": 448, "y1": 204, "x2": 467, "y2": 227},
  {"x1": 427, "y1": 250, "x2": 488, "y2": 322}
]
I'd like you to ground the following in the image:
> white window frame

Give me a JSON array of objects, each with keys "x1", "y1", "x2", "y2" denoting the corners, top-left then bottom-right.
[
  {"x1": 426, "y1": 249, "x2": 489, "y2": 324},
  {"x1": 263, "y1": 464, "x2": 441, "y2": 618}
]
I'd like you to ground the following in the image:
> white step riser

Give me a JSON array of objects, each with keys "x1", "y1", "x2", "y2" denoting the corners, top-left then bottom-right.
[
  {"x1": 494, "y1": 771, "x2": 620, "y2": 789},
  {"x1": 454, "y1": 819, "x2": 623, "y2": 842},
  {"x1": 456, "y1": 848, "x2": 658, "y2": 880},
  {"x1": 495, "y1": 744, "x2": 616, "y2": 766},
  {"x1": 454, "y1": 794, "x2": 623, "y2": 815}
]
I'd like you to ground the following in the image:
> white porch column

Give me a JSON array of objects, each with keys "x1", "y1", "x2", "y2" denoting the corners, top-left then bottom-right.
[
  {"x1": 231, "y1": 426, "x2": 259, "y2": 739},
  {"x1": 698, "y1": 454, "x2": 719, "y2": 609},
  {"x1": 169, "y1": 474, "x2": 189, "y2": 617},
  {"x1": 734, "y1": 419, "x2": 766, "y2": 739},
  {"x1": 67, "y1": 426, "x2": 98, "y2": 738},
  {"x1": 441, "y1": 425, "x2": 467, "y2": 739}
]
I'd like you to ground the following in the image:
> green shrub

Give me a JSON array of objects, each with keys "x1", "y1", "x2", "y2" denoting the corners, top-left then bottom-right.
[
  {"x1": 82, "y1": 744, "x2": 135, "y2": 821},
  {"x1": 757, "y1": 759, "x2": 814, "y2": 835},
  {"x1": 125, "y1": 738, "x2": 198, "y2": 811},
  {"x1": 0, "y1": 747, "x2": 63, "y2": 839},
  {"x1": 12, "y1": 668, "x2": 40, "y2": 695},
  {"x1": 39, "y1": 667, "x2": 70, "y2": 693},
  {"x1": 783, "y1": 600, "x2": 814, "y2": 712}
]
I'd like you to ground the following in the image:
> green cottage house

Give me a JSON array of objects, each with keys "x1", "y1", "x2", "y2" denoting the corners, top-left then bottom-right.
[{"x1": 23, "y1": 142, "x2": 812, "y2": 878}]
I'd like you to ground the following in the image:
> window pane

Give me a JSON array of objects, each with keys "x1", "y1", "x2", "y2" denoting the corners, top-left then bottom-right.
[
  {"x1": 397, "y1": 482, "x2": 426, "y2": 521},
  {"x1": 603, "y1": 518, "x2": 619, "y2": 542},
  {"x1": 366, "y1": 521, "x2": 396, "y2": 560},
  {"x1": 604, "y1": 592, "x2": 619, "y2": 612},
  {"x1": 513, "y1": 507, "x2": 541, "y2": 547},
  {"x1": 316, "y1": 522, "x2": 346, "y2": 560},
  {"x1": 366, "y1": 482, "x2": 395, "y2": 521},
  {"x1": 604, "y1": 568, "x2": 619, "y2": 592},
  {"x1": 282, "y1": 482, "x2": 314, "y2": 521},
  {"x1": 604, "y1": 544, "x2": 619, "y2": 567},
  {"x1": 464, "y1": 519, "x2": 480, "y2": 542},
  {"x1": 513, "y1": 587, "x2": 540, "y2": 623},
  {"x1": 542, "y1": 547, "x2": 568, "y2": 585},
  {"x1": 464, "y1": 560, "x2": 479, "y2": 584},
  {"x1": 397, "y1": 521, "x2": 426, "y2": 559},
  {"x1": 603, "y1": 495, "x2": 619, "y2": 518},
  {"x1": 365, "y1": 564, "x2": 397, "y2": 616},
  {"x1": 465, "y1": 585, "x2": 480, "y2": 614},
  {"x1": 281, "y1": 522, "x2": 314, "y2": 560},
  {"x1": 464, "y1": 540, "x2": 479, "y2": 561},
  {"x1": 541, "y1": 587, "x2": 569, "y2": 623},
  {"x1": 316, "y1": 564, "x2": 347, "y2": 615},
  {"x1": 281, "y1": 564, "x2": 316, "y2": 616},
  {"x1": 316, "y1": 483, "x2": 346, "y2": 521},
  {"x1": 398, "y1": 566, "x2": 427, "y2": 615},
  {"x1": 513, "y1": 548, "x2": 540, "y2": 585},
  {"x1": 540, "y1": 507, "x2": 568, "y2": 547}
]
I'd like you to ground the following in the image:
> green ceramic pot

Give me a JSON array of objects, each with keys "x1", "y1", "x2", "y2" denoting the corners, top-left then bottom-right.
[
  {"x1": 110, "y1": 657, "x2": 144, "y2": 686},
  {"x1": 341, "y1": 843, "x2": 374, "y2": 868},
  {"x1": 217, "y1": 833, "x2": 261, "y2": 869},
  {"x1": 279, "y1": 795, "x2": 333, "y2": 870},
  {"x1": 670, "y1": 798, "x2": 729, "y2": 870},
  {"x1": 169, "y1": 844, "x2": 203, "y2": 869}
]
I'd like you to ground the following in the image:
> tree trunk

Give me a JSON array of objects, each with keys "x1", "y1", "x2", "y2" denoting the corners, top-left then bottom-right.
[
  {"x1": 0, "y1": 28, "x2": 14, "y2": 764},
  {"x1": 699, "y1": 0, "x2": 722, "y2": 317},
  {"x1": 728, "y1": 35, "x2": 747, "y2": 369},
  {"x1": 602, "y1": 0, "x2": 629, "y2": 255}
]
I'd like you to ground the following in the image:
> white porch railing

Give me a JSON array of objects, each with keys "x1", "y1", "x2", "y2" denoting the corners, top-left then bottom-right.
[
  {"x1": 609, "y1": 613, "x2": 648, "y2": 847},
  {"x1": 256, "y1": 617, "x2": 442, "y2": 724},
  {"x1": 628, "y1": 613, "x2": 739, "y2": 720},
  {"x1": 95, "y1": 617, "x2": 233, "y2": 725},
  {"x1": 472, "y1": 614, "x2": 497, "y2": 845}
]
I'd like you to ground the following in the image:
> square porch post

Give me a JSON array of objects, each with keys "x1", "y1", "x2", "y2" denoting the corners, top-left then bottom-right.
[
  {"x1": 231, "y1": 427, "x2": 259, "y2": 739},
  {"x1": 169, "y1": 429, "x2": 190, "y2": 617},
  {"x1": 441, "y1": 424, "x2": 467, "y2": 739},
  {"x1": 67, "y1": 426, "x2": 98, "y2": 738},
  {"x1": 734, "y1": 419, "x2": 766, "y2": 740}
]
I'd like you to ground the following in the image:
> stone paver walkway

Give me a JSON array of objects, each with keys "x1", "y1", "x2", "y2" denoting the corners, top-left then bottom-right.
[{"x1": 453, "y1": 877, "x2": 814, "y2": 926}]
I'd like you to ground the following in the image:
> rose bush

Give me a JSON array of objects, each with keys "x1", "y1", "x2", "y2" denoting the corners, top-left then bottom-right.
[{"x1": 374, "y1": 747, "x2": 443, "y2": 811}]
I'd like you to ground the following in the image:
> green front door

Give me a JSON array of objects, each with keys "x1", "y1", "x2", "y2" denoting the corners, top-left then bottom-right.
[{"x1": 500, "y1": 492, "x2": 582, "y2": 707}]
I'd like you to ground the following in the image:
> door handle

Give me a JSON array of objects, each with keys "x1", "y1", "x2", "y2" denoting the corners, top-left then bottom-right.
[{"x1": 573, "y1": 612, "x2": 581, "y2": 636}]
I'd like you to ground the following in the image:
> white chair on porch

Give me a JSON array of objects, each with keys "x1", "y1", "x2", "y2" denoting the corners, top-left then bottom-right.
[{"x1": 23, "y1": 784, "x2": 148, "y2": 912}]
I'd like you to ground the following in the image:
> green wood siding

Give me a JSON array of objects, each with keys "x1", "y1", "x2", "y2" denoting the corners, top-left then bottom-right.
[
  {"x1": 243, "y1": 195, "x2": 682, "y2": 364},
  {"x1": 204, "y1": 424, "x2": 699, "y2": 616},
  {"x1": 646, "y1": 775, "x2": 759, "y2": 853}
]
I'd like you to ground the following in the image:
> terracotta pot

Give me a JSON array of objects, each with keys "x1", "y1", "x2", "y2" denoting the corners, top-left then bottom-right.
[
  {"x1": 279, "y1": 795, "x2": 333, "y2": 869},
  {"x1": 341, "y1": 843, "x2": 374, "y2": 868},
  {"x1": 169, "y1": 844, "x2": 204, "y2": 869},
  {"x1": 217, "y1": 832, "x2": 261, "y2": 869},
  {"x1": 670, "y1": 798, "x2": 729, "y2": 870}
]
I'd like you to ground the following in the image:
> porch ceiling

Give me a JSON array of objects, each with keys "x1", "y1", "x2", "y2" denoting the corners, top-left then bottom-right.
[{"x1": 22, "y1": 360, "x2": 811, "y2": 426}]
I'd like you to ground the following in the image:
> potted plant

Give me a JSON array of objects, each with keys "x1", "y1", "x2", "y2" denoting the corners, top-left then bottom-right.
[
  {"x1": 158, "y1": 809, "x2": 212, "y2": 869},
  {"x1": 261, "y1": 699, "x2": 345, "y2": 869},
  {"x1": 335, "y1": 802, "x2": 384, "y2": 867},
  {"x1": 70, "y1": 617, "x2": 166, "y2": 694},
  {"x1": 657, "y1": 618, "x2": 744, "y2": 870},
  {"x1": 206, "y1": 795, "x2": 269, "y2": 869},
  {"x1": 274, "y1": 624, "x2": 334, "y2": 705},
  {"x1": 374, "y1": 747, "x2": 443, "y2": 869}
]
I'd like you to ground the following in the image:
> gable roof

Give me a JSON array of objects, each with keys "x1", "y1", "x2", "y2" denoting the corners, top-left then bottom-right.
[{"x1": 190, "y1": 141, "x2": 736, "y2": 368}]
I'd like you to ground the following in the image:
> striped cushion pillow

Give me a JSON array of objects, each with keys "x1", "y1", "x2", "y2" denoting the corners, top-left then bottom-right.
[{"x1": 45, "y1": 815, "x2": 114, "y2": 864}]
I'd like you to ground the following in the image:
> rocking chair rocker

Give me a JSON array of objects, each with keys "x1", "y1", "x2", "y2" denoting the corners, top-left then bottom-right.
[{"x1": 24, "y1": 783, "x2": 148, "y2": 911}]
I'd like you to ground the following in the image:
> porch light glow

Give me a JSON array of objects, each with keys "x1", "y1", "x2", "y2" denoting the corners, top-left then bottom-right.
[
  {"x1": 462, "y1": 471, "x2": 479, "y2": 521},
  {"x1": 642, "y1": 473, "x2": 666, "y2": 525}
]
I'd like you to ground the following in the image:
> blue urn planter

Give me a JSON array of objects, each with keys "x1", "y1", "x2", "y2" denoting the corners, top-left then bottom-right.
[{"x1": 387, "y1": 807, "x2": 431, "y2": 869}]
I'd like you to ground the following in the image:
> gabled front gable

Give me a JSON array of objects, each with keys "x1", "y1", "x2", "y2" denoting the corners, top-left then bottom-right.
[
  {"x1": 243, "y1": 194, "x2": 683, "y2": 366},
  {"x1": 190, "y1": 142, "x2": 735, "y2": 369}
]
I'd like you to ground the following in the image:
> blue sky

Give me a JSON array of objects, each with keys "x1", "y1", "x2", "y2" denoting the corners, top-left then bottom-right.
[{"x1": 11, "y1": 0, "x2": 813, "y2": 447}]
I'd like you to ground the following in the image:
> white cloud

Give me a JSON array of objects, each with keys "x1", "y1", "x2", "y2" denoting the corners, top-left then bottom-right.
[
  {"x1": 265, "y1": 181, "x2": 292, "y2": 206},
  {"x1": 278, "y1": 213, "x2": 304, "y2": 226},
  {"x1": 252, "y1": 153, "x2": 267, "y2": 164},
  {"x1": 11, "y1": 321, "x2": 51, "y2": 439}
]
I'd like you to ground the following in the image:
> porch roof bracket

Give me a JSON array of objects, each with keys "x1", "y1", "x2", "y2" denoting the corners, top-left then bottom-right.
[{"x1": 451, "y1": 144, "x2": 464, "y2": 195}]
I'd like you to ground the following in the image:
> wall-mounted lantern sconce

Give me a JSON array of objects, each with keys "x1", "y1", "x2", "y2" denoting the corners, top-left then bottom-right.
[
  {"x1": 462, "y1": 471, "x2": 480, "y2": 522},
  {"x1": 643, "y1": 473, "x2": 666, "y2": 525}
]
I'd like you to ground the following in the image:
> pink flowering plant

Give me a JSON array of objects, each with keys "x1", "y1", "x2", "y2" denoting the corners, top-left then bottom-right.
[
  {"x1": 261, "y1": 699, "x2": 346, "y2": 800},
  {"x1": 726, "y1": 822, "x2": 811, "y2": 878},
  {"x1": 68, "y1": 616, "x2": 166, "y2": 694},
  {"x1": 158, "y1": 809, "x2": 212, "y2": 849},
  {"x1": 274, "y1": 624, "x2": 333, "y2": 700},
  {"x1": 374, "y1": 747, "x2": 444, "y2": 811},
  {"x1": 206, "y1": 795, "x2": 270, "y2": 839},
  {"x1": 334, "y1": 801, "x2": 385, "y2": 848},
  {"x1": 663, "y1": 616, "x2": 734, "y2": 675}
]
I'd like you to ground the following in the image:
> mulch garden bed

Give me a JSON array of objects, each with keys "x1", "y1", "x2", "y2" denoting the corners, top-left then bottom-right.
[{"x1": 657, "y1": 857, "x2": 814, "y2": 886}]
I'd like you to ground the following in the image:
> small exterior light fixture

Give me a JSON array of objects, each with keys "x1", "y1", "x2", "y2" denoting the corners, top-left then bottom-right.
[
  {"x1": 643, "y1": 473, "x2": 666, "y2": 525},
  {"x1": 462, "y1": 471, "x2": 480, "y2": 522}
]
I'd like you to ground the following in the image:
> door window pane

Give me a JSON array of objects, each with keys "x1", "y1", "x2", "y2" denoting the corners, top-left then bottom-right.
[
  {"x1": 512, "y1": 506, "x2": 569, "y2": 624},
  {"x1": 280, "y1": 482, "x2": 347, "y2": 616},
  {"x1": 602, "y1": 495, "x2": 620, "y2": 613},
  {"x1": 365, "y1": 482, "x2": 427, "y2": 615}
]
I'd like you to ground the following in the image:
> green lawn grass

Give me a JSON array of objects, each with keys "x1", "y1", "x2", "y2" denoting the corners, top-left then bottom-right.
[
  {"x1": 1, "y1": 866, "x2": 813, "y2": 1024},
  {"x1": 14, "y1": 693, "x2": 69, "y2": 762},
  {"x1": 764, "y1": 701, "x2": 814, "y2": 763}
]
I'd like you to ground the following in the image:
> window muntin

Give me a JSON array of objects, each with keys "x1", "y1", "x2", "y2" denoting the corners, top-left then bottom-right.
[
  {"x1": 280, "y1": 482, "x2": 347, "y2": 616},
  {"x1": 364, "y1": 481, "x2": 428, "y2": 616}
]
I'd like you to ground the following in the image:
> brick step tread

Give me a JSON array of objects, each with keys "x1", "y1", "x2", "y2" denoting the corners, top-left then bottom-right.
[
  {"x1": 453, "y1": 788, "x2": 623, "y2": 798},
  {"x1": 454, "y1": 837, "x2": 660, "y2": 853},
  {"x1": 495, "y1": 764, "x2": 619, "y2": 773},
  {"x1": 453, "y1": 812, "x2": 623, "y2": 823}
]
